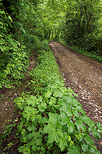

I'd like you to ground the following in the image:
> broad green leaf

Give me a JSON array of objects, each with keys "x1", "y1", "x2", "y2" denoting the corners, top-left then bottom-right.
[
  {"x1": 32, "y1": 145, "x2": 37, "y2": 152},
  {"x1": 92, "y1": 129, "x2": 101, "y2": 139},
  {"x1": 60, "y1": 112, "x2": 69, "y2": 125},
  {"x1": 48, "y1": 134, "x2": 55, "y2": 143},
  {"x1": 67, "y1": 121, "x2": 75, "y2": 134},
  {"x1": 70, "y1": 141, "x2": 74, "y2": 146},
  {"x1": 89, "y1": 147, "x2": 96, "y2": 153},
  {"x1": 53, "y1": 90, "x2": 63, "y2": 98},
  {"x1": 49, "y1": 97, "x2": 56, "y2": 105},
  {"x1": 66, "y1": 109, "x2": 72, "y2": 117},
  {"x1": 18, "y1": 146, "x2": 25, "y2": 152},
  {"x1": 43, "y1": 91, "x2": 52, "y2": 98},
  {"x1": 41, "y1": 117, "x2": 48, "y2": 123},
  {"x1": 72, "y1": 99, "x2": 79, "y2": 106},
  {"x1": 60, "y1": 112, "x2": 66, "y2": 119},
  {"x1": 91, "y1": 121, "x2": 95, "y2": 128},
  {"x1": 41, "y1": 147, "x2": 45, "y2": 152},
  {"x1": 59, "y1": 139, "x2": 65, "y2": 151},
  {"x1": 43, "y1": 123, "x2": 55, "y2": 134},
  {"x1": 75, "y1": 121, "x2": 86, "y2": 132},
  {"x1": 37, "y1": 96, "x2": 42, "y2": 102},
  {"x1": 29, "y1": 133, "x2": 33, "y2": 139},
  {"x1": 81, "y1": 115, "x2": 91, "y2": 125},
  {"x1": 68, "y1": 135, "x2": 71, "y2": 142},
  {"x1": 67, "y1": 145, "x2": 81, "y2": 154},
  {"x1": 57, "y1": 129, "x2": 63, "y2": 137},
  {"x1": 43, "y1": 125, "x2": 49, "y2": 134},
  {"x1": 60, "y1": 103, "x2": 67, "y2": 111},
  {"x1": 49, "y1": 113, "x2": 58, "y2": 125},
  {"x1": 31, "y1": 139, "x2": 35, "y2": 145},
  {"x1": 57, "y1": 99, "x2": 66, "y2": 105},
  {"x1": 36, "y1": 139, "x2": 42, "y2": 145},
  {"x1": 73, "y1": 110, "x2": 79, "y2": 117},
  {"x1": 81, "y1": 143, "x2": 88, "y2": 152},
  {"x1": 85, "y1": 135, "x2": 94, "y2": 145},
  {"x1": 63, "y1": 94, "x2": 73, "y2": 103},
  {"x1": 97, "y1": 122, "x2": 102, "y2": 133},
  {"x1": 54, "y1": 132, "x2": 59, "y2": 143},
  {"x1": 63, "y1": 132, "x2": 68, "y2": 141},
  {"x1": 24, "y1": 152, "x2": 28, "y2": 154}
]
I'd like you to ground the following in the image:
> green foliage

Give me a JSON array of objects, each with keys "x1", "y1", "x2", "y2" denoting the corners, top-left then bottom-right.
[
  {"x1": 14, "y1": 50, "x2": 102, "y2": 153},
  {"x1": 62, "y1": 0, "x2": 102, "y2": 53},
  {"x1": 0, "y1": 1, "x2": 30, "y2": 88},
  {"x1": 0, "y1": 0, "x2": 46, "y2": 88},
  {"x1": 68, "y1": 45, "x2": 102, "y2": 63},
  {"x1": 41, "y1": 40, "x2": 50, "y2": 50},
  {"x1": 1, "y1": 0, "x2": 102, "y2": 153}
]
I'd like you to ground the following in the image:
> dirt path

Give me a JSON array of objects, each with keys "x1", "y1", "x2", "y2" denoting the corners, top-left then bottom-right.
[{"x1": 49, "y1": 41, "x2": 102, "y2": 124}]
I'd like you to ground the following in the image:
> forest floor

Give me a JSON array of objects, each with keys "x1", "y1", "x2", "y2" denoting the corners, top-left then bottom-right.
[
  {"x1": 0, "y1": 42, "x2": 102, "y2": 153},
  {"x1": 49, "y1": 41, "x2": 102, "y2": 151}
]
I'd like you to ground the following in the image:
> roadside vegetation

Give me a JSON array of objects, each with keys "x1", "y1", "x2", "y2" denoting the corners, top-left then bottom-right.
[{"x1": 0, "y1": 0, "x2": 102, "y2": 153}]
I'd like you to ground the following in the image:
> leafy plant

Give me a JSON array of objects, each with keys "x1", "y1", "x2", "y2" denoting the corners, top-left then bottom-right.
[{"x1": 14, "y1": 50, "x2": 102, "y2": 154}]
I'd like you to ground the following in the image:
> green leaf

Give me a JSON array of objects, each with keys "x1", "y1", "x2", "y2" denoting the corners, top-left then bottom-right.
[
  {"x1": 70, "y1": 141, "x2": 74, "y2": 146},
  {"x1": 73, "y1": 110, "x2": 79, "y2": 117},
  {"x1": 27, "y1": 126, "x2": 36, "y2": 132},
  {"x1": 18, "y1": 146, "x2": 25, "y2": 152},
  {"x1": 67, "y1": 145, "x2": 81, "y2": 154},
  {"x1": 54, "y1": 132, "x2": 59, "y2": 143},
  {"x1": 85, "y1": 135, "x2": 94, "y2": 145},
  {"x1": 68, "y1": 135, "x2": 71, "y2": 142},
  {"x1": 29, "y1": 133, "x2": 33, "y2": 139},
  {"x1": 49, "y1": 113, "x2": 58, "y2": 125},
  {"x1": 89, "y1": 146, "x2": 96, "y2": 153},
  {"x1": 41, "y1": 117, "x2": 48, "y2": 123},
  {"x1": 92, "y1": 129, "x2": 101, "y2": 139},
  {"x1": 81, "y1": 143, "x2": 88, "y2": 152},
  {"x1": 60, "y1": 112, "x2": 69, "y2": 125},
  {"x1": 57, "y1": 129, "x2": 63, "y2": 137},
  {"x1": 81, "y1": 115, "x2": 91, "y2": 125},
  {"x1": 43, "y1": 91, "x2": 52, "y2": 98},
  {"x1": 36, "y1": 139, "x2": 42, "y2": 146},
  {"x1": 57, "y1": 99, "x2": 65, "y2": 105},
  {"x1": 97, "y1": 122, "x2": 102, "y2": 133},
  {"x1": 8, "y1": 16, "x2": 12, "y2": 22},
  {"x1": 62, "y1": 94, "x2": 73, "y2": 103},
  {"x1": 66, "y1": 109, "x2": 72, "y2": 117},
  {"x1": 53, "y1": 90, "x2": 63, "y2": 98},
  {"x1": 31, "y1": 139, "x2": 35, "y2": 145},
  {"x1": 67, "y1": 121, "x2": 75, "y2": 134},
  {"x1": 43, "y1": 125, "x2": 49, "y2": 134},
  {"x1": 32, "y1": 145, "x2": 37, "y2": 152},
  {"x1": 75, "y1": 121, "x2": 86, "y2": 132},
  {"x1": 59, "y1": 139, "x2": 65, "y2": 151},
  {"x1": 48, "y1": 134, "x2": 55, "y2": 143},
  {"x1": 91, "y1": 121, "x2": 95, "y2": 127}
]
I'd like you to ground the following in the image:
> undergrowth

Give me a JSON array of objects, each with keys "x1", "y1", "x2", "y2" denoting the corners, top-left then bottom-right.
[
  {"x1": 58, "y1": 39, "x2": 102, "y2": 63},
  {"x1": 68, "y1": 46, "x2": 102, "y2": 63},
  {"x1": 12, "y1": 49, "x2": 102, "y2": 154}
]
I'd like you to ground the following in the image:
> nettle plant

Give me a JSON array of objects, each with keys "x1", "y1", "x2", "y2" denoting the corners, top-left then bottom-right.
[{"x1": 15, "y1": 50, "x2": 102, "y2": 154}]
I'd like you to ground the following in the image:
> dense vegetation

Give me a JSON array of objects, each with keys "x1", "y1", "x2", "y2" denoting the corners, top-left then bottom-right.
[{"x1": 0, "y1": 0, "x2": 102, "y2": 153}]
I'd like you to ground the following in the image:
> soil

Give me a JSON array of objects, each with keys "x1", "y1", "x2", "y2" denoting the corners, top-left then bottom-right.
[{"x1": 49, "y1": 41, "x2": 102, "y2": 152}]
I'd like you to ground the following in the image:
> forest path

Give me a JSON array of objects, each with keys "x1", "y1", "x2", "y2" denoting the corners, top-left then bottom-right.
[{"x1": 49, "y1": 41, "x2": 102, "y2": 124}]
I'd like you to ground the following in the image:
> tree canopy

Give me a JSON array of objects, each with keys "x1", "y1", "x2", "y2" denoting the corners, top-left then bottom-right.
[{"x1": 0, "y1": 0, "x2": 102, "y2": 88}]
